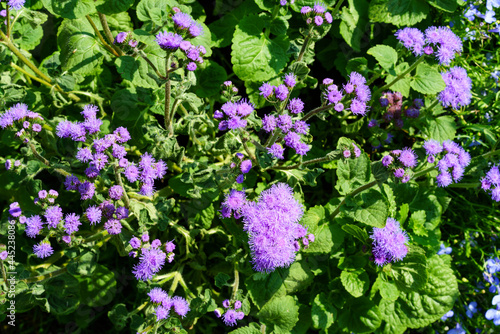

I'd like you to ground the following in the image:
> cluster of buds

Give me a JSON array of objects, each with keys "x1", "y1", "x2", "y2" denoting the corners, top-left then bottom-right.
[
  {"x1": 4, "y1": 159, "x2": 22, "y2": 171},
  {"x1": 342, "y1": 143, "x2": 362, "y2": 159},
  {"x1": 129, "y1": 233, "x2": 176, "y2": 281},
  {"x1": 230, "y1": 153, "x2": 252, "y2": 184},
  {"x1": 34, "y1": 189, "x2": 59, "y2": 207},
  {"x1": 300, "y1": 3, "x2": 333, "y2": 26},
  {"x1": 129, "y1": 233, "x2": 176, "y2": 263},
  {"x1": 113, "y1": 31, "x2": 139, "y2": 48},
  {"x1": 259, "y1": 73, "x2": 298, "y2": 104},
  {"x1": 382, "y1": 148, "x2": 419, "y2": 183},
  {"x1": 221, "y1": 81, "x2": 238, "y2": 99},
  {"x1": 214, "y1": 299, "x2": 245, "y2": 327},
  {"x1": 380, "y1": 92, "x2": 423, "y2": 128}
]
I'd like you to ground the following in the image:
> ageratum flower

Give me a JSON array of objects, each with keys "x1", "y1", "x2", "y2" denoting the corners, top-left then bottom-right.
[
  {"x1": 395, "y1": 27, "x2": 425, "y2": 56},
  {"x1": 439, "y1": 67, "x2": 472, "y2": 109},
  {"x1": 33, "y1": 241, "x2": 53, "y2": 259},
  {"x1": 132, "y1": 247, "x2": 167, "y2": 281},
  {"x1": 425, "y1": 26, "x2": 462, "y2": 65},
  {"x1": 240, "y1": 183, "x2": 309, "y2": 272},
  {"x1": 370, "y1": 217, "x2": 409, "y2": 266}
]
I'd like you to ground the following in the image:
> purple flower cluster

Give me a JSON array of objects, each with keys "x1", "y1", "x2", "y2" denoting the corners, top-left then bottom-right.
[
  {"x1": 380, "y1": 91, "x2": 423, "y2": 128},
  {"x1": 214, "y1": 99, "x2": 254, "y2": 131},
  {"x1": 6, "y1": 0, "x2": 25, "y2": 10},
  {"x1": 439, "y1": 67, "x2": 472, "y2": 109},
  {"x1": 123, "y1": 152, "x2": 168, "y2": 197},
  {"x1": 262, "y1": 114, "x2": 310, "y2": 158},
  {"x1": 342, "y1": 143, "x2": 362, "y2": 159},
  {"x1": 370, "y1": 217, "x2": 409, "y2": 266},
  {"x1": 113, "y1": 31, "x2": 138, "y2": 48},
  {"x1": 131, "y1": 236, "x2": 176, "y2": 281},
  {"x1": 481, "y1": 165, "x2": 500, "y2": 201},
  {"x1": 178, "y1": 40, "x2": 207, "y2": 71},
  {"x1": 259, "y1": 73, "x2": 297, "y2": 102},
  {"x1": 147, "y1": 287, "x2": 190, "y2": 321},
  {"x1": 0, "y1": 103, "x2": 43, "y2": 142},
  {"x1": 395, "y1": 26, "x2": 462, "y2": 65},
  {"x1": 34, "y1": 189, "x2": 59, "y2": 206},
  {"x1": 322, "y1": 72, "x2": 371, "y2": 116},
  {"x1": 382, "y1": 147, "x2": 419, "y2": 183},
  {"x1": 56, "y1": 104, "x2": 102, "y2": 142},
  {"x1": 215, "y1": 299, "x2": 244, "y2": 326},
  {"x1": 239, "y1": 183, "x2": 312, "y2": 272},
  {"x1": 33, "y1": 241, "x2": 53, "y2": 259},
  {"x1": 230, "y1": 153, "x2": 252, "y2": 184},
  {"x1": 220, "y1": 189, "x2": 246, "y2": 219},
  {"x1": 300, "y1": 3, "x2": 333, "y2": 26},
  {"x1": 423, "y1": 139, "x2": 471, "y2": 187}
]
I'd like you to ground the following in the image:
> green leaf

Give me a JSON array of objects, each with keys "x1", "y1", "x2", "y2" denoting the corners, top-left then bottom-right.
[
  {"x1": 214, "y1": 272, "x2": 231, "y2": 288},
  {"x1": 377, "y1": 278, "x2": 400, "y2": 301},
  {"x1": 108, "y1": 303, "x2": 129, "y2": 331},
  {"x1": 137, "y1": 0, "x2": 179, "y2": 25},
  {"x1": 67, "y1": 250, "x2": 97, "y2": 276},
  {"x1": 385, "y1": 62, "x2": 411, "y2": 97},
  {"x1": 341, "y1": 224, "x2": 369, "y2": 242},
  {"x1": 45, "y1": 273, "x2": 81, "y2": 315},
  {"x1": 408, "y1": 210, "x2": 427, "y2": 236},
  {"x1": 367, "y1": 45, "x2": 398, "y2": 71},
  {"x1": 311, "y1": 292, "x2": 337, "y2": 330},
  {"x1": 289, "y1": 61, "x2": 310, "y2": 80},
  {"x1": 41, "y1": 0, "x2": 95, "y2": 19},
  {"x1": 301, "y1": 206, "x2": 345, "y2": 254},
  {"x1": 229, "y1": 324, "x2": 262, "y2": 334},
  {"x1": 270, "y1": 17, "x2": 289, "y2": 36},
  {"x1": 390, "y1": 245, "x2": 427, "y2": 293},
  {"x1": 410, "y1": 63, "x2": 446, "y2": 94},
  {"x1": 58, "y1": 17, "x2": 106, "y2": 75},
  {"x1": 277, "y1": 167, "x2": 324, "y2": 187},
  {"x1": 341, "y1": 270, "x2": 370, "y2": 297},
  {"x1": 397, "y1": 203, "x2": 409, "y2": 225},
  {"x1": 336, "y1": 151, "x2": 372, "y2": 195},
  {"x1": 254, "y1": 0, "x2": 275, "y2": 11},
  {"x1": 340, "y1": 0, "x2": 369, "y2": 52},
  {"x1": 338, "y1": 296, "x2": 382, "y2": 333},
  {"x1": 257, "y1": 295, "x2": 299, "y2": 333},
  {"x1": 209, "y1": 0, "x2": 260, "y2": 48},
  {"x1": 426, "y1": 0, "x2": 459, "y2": 12},
  {"x1": 97, "y1": 0, "x2": 135, "y2": 14},
  {"x1": 194, "y1": 61, "x2": 227, "y2": 98},
  {"x1": 380, "y1": 255, "x2": 458, "y2": 330},
  {"x1": 426, "y1": 116, "x2": 457, "y2": 142},
  {"x1": 80, "y1": 264, "x2": 117, "y2": 307},
  {"x1": 343, "y1": 189, "x2": 389, "y2": 228},
  {"x1": 369, "y1": 0, "x2": 429, "y2": 27},
  {"x1": 231, "y1": 14, "x2": 289, "y2": 82}
]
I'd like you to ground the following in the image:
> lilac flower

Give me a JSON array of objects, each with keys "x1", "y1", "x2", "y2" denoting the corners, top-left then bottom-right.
[
  {"x1": 114, "y1": 32, "x2": 128, "y2": 44},
  {"x1": 104, "y1": 219, "x2": 122, "y2": 235},
  {"x1": 82, "y1": 104, "x2": 99, "y2": 119},
  {"x1": 370, "y1": 217, "x2": 409, "y2": 266},
  {"x1": 64, "y1": 175, "x2": 80, "y2": 191},
  {"x1": 130, "y1": 236, "x2": 141, "y2": 249},
  {"x1": 288, "y1": 98, "x2": 304, "y2": 114},
  {"x1": 439, "y1": 67, "x2": 472, "y2": 109},
  {"x1": 240, "y1": 183, "x2": 306, "y2": 272},
  {"x1": 132, "y1": 247, "x2": 167, "y2": 281},
  {"x1": 44, "y1": 206, "x2": 63, "y2": 229},
  {"x1": 172, "y1": 12, "x2": 192, "y2": 29},
  {"x1": 294, "y1": 120, "x2": 309, "y2": 134},
  {"x1": 112, "y1": 144, "x2": 127, "y2": 159},
  {"x1": 301, "y1": 6, "x2": 312, "y2": 14},
  {"x1": 5, "y1": 160, "x2": 11, "y2": 170},
  {"x1": 0, "y1": 251, "x2": 8, "y2": 260},
  {"x1": 349, "y1": 99, "x2": 367, "y2": 116},
  {"x1": 8, "y1": 0, "x2": 25, "y2": 10},
  {"x1": 425, "y1": 26, "x2": 462, "y2": 65},
  {"x1": 220, "y1": 189, "x2": 247, "y2": 218},
  {"x1": 32, "y1": 124, "x2": 42, "y2": 132},
  {"x1": 267, "y1": 143, "x2": 285, "y2": 159},
  {"x1": 234, "y1": 300, "x2": 242, "y2": 309},
  {"x1": 124, "y1": 164, "x2": 139, "y2": 182},
  {"x1": 240, "y1": 160, "x2": 252, "y2": 174},
  {"x1": 25, "y1": 215, "x2": 44, "y2": 238},
  {"x1": 148, "y1": 287, "x2": 168, "y2": 304},
  {"x1": 275, "y1": 84, "x2": 289, "y2": 101},
  {"x1": 395, "y1": 27, "x2": 425, "y2": 56},
  {"x1": 165, "y1": 240, "x2": 176, "y2": 253},
  {"x1": 277, "y1": 114, "x2": 293, "y2": 133},
  {"x1": 259, "y1": 83, "x2": 274, "y2": 98},
  {"x1": 325, "y1": 12, "x2": 333, "y2": 23},
  {"x1": 423, "y1": 139, "x2": 443, "y2": 156},
  {"x1": 109, "y1": 185, "x2": 123, "y2": 200},
  {"x1": 156, "y1": 32, "x2": 183, "y2": 50},
  {"x1": 437, "y1": 243, "x2": 452, "y2": 255},
  {"x1": 64, "y1": 213, "x2": 81, "y2": 234},
  {"x1": 155, "y1": 305, "x2": 170, "y2": 321},
  {"x1": 172, "y1": 296, "x2": 190, "y2": 317},
  {"x1": 33, "y1": 241, "x2": 53, "y2": 259},
  {"x1": 76, "y1": 147, "x2": 93, "y2": 163},
  {"x1": 283, "y1": 73, "x2": 297, "y2": 88},
  {"x1": 114, "y1": 127, "x2": 131, "y2": 143},
  {"x1": 223, "y1": 309, "x2": 238, "y2": 326},
  {"x1": 186, "y1": 62, "x2": 197, "y2": 71},
  {"x1": 398, "y1": 148, "x2": 418, "y2": 168},
  {"x1": 188, "y1": 22, "x2": 204, "y2": 38},
  {"x1": 115, "y1": 206, "x2": 129, "y2": 220},
  {"x1": 262, "y1": 115, "x2": 276, "y2": 132}
]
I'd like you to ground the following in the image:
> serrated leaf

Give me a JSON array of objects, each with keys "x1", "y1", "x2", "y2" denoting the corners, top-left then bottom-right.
[
  {"x1": 137, "y1": 0, "x2": 179, "y2": 25},
  {"x1": 341, "y1": 270, "x2": 370, "y2": 297},
  {"x1": 341, "y1": 224, "x2": 369, "y2": 242},
  {"x1": 80, "y1": 264, "x2": 117, "y2": 307},
  {"x1": 277, "y1": 167, "x2": 324, "y2": 187},
  {"x1": 45, "y1": 274, "x2": 80, "y2": 315},
  {"x1": 336, "y1": 152, "x2": 372, "y2": 195},
  {"x1": 229, "y1": 324, "x2": 262, "y2": 334},
  {"x1": 214, "y1": 272, "x2": 231, "y2": 288},
  {"x1": 257, "y1": 295, "x2": 299, "y2": 333},
  {"x1": 343, "y1": 189, "x2": 389, "y2": 228},
  {"x1": 426, "y1": 116, "x2": 457, "y2": 142},
  {"x1": 411, "y1": 63, "x2": 446, "y2": 94},
  {"x1": 380, "y1": 255, "x2": 458, "y2": 330},
  {"x1": 108, "y1": 304, "x2": 129, "y2": 331},
  {"x1": 194, "y1": 61, "x2": 227, "y2": 97},
  {"x1": 427, "y1": 0, "x2": 459, "y2": 12},
  {"x1": 311, "y1": 292, "x2": 337, "y2": 330},
  {"x1": 385, "y1": 62, "x2": 411, "y2": 97},
  {"x1": 340, "y1": 0, "x2": 369, "y2": 52},
  {"x1": 301, "y1": 206, "x2": 345, "y2": 254},
  {"x1": 390, "y1": 245, "x2": 427, "y2": 292},
  {"x1": 338, "y1": 296, "x2": 382, "y2": 333},
  {"x1": 367, "y1": 45, "x2": 398, "y2": 71},
  {"x1": 408, "y1": 210, "x2": 427, "y2": 236},
  {"x1": 378, "y1": 278, "x2": 400, "y2": 301},
  {"x1": 42, "y1": 0, "x2": 96, "y2": 19},
  {"x1": 231, "y1": 14, "x2": 289, "y2": 82},
  {"x1": 369, "y1": 0, "x2": 429, "y2": 27}
]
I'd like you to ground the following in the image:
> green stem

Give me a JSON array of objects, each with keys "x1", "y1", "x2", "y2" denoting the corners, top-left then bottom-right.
[
  {"x1": 272, "y1": 150, "x2": 341, "y2": 170},
  {"x1": 168, "y1": 265, "x2": 184, "y2": 296},
  {"x1": 231, "y1": 267, "x2": 239, "y2": 300},
  {"x1": 98, "y1": 13, "x2": 124, "y2": 56},
  {"x1": 11, "y1": 62, "x2": 53, "y2": 89},
  {"x1": 425, "y1": 99, "x2": 440, "y2": 114},
  {"x1": 332, "y1": 0, "x2": 346, "y2": 16},
  {"x1": 85, "y1": 15, "x2": 120, "y2": 57},
  {"x1": 330, "y1": 180, "x2": 378, "y2": 219},
  {"x1": 114, "y1": 162, "x2": 130, "y2": 209},
  {"x1": 6, "y1": 6, "x2": 10, "y2": 38},
  {"x1": 297, "y1": 26, "x2": 313, "y2": 62},
  {"x1": 20, "y1": 267, "x2": 68, "y2": 283},
  {"x1": 301, "y1": 103, "x2": 335, "y2": 122},
  {"x1": 264, "y1": 5, "x2": 280, "y2": 39},
  {"x1": 139, "y1": 51, "x2": 166, "y2": 80},
  {"x1": 164, "y1": 53, "x2": 173, "y2": 135},
  {"x1": 29, "y1": 142, "x2": 49, "y2": 166},
  {"x1": 373, "y1": 56, "x2": 425, "y2": 96}
]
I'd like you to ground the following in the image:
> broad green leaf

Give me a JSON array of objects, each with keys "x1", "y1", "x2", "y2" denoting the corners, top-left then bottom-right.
[
  {"x1": 231, "y1": 14, "x2": 289, "y2": 82},
  {"x1": 341, "y1": 270, "x2": 370, "y2": 297},
  {"x1": 137, "y1": 0, "x2": 180, "y2": 25},
  {"x1": 426, "y1": 116, "x2": 457, "y2": 142},
  {"x1": 390, "y1": 245, "x2": 427, "y2": 293},
  {"x1": 229, "y1": 324, "x2": 262, "y2": 334},
  {"x1": 336, "y1": 151, "x2": 372, "y2": 195},
  {"x1": 254, "y1": 0, "x2": 275, "y2": 11},
  {"x1": 194, "y1": 61, "x2": 227, "y2": 98},
  {"x1": 411, "y1": 63, "x2": 446, "y2": 94},
  {"x1": 45, "y1": 273, "x2": 81, "y2": 315},
  {"x1": 343, "y1": 189, "x2": 389, "y2": 228},
  {"x1": 80, "y1": 264, "x2": 117, "y2": 307},
  {"x1": 108, "y1": 304, "x2": 129, "y2": 331},
  {"x1": 214, "y1": 272, "x2": 231, "y2": 288},
  {"x1": 270, "y1": 17, "x2": 289, "y2": 36},
  {"x1": 346, "y1": 57, "x2": 369, "y2": 77},
  {"x1": 289, "y1": 61, "x2": 310, "y2": 80},
  {"x1": 340, "y1": 0, "x2": 369, "y2": 52},
  {"x1": 311, "y1": 292, "x2": 337, "y2": 330},
  {"x1": 341, "y1": 224, "x2": 368, "y2": 242},
  {"x1": 277, "y1": 167, "x2": 324, "y2": 187},
  {"x1": 97, "y1": 0, "x2": 135, "y2": 14},
  {"x1": 369, "y1": 0, "x2": 429, "y2": 27},
  {"x1": 380, "y1": 255, "x2": 458, "y2": 330},
  {"x1": 338, "y1": 297, "x2": 382, "y2": 333},
  {"x1": 377, "y1": 277, "x2": 400, "y2": 301},
  {"x1": 301, "y1": 206, "x2": 345, "y2": 254},
  {"x1": 408, "y1": 210, "x2": 427, "y2": 236},
  {"x1": 367, "y1": 45, "x2": 398, "y2": 71},
  {"x1": 67, "y1": 250, "x2": 97, "y2": 276},
  {"x1": 58, "y1": 17, "x2": 106, "y2": 75},
  {"x1": 42, "y1": 0, "x2": 95, "y2": 19},
  {"x1": 115, "y1": 53, "x2": 163, "y2": 88},
  {"x1": 257, "y1": 296, "x2": 299, "y2": 333},
  {"x1": 427, "y1": 0, "x2": 459, "y2": 12},
  {"x1": 385, "y1": 62, "x2": 411, "y2": 97},
  {"x1": 397, "y1": 203, "x2": 409, "y2": 225}
]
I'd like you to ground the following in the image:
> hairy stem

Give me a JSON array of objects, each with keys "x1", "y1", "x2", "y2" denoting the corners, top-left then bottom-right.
[
  {"x1": 168, "y1": 265, "x2": 184, "y2": 296},
  {"x1": 29, "y1": 142, "x2": 49, "y2": 166},
  {"x1": 98, "y1": 13, "x2": 124, "y2": 56},
  {"x1": 301, "y1": 103, "x2": 335, "y2": 122},
  {"x1": 85, "y1": 15, "x2": 120, "y2": 57},
  {"x1": 272, "y1": 150, "x2": 341, "y2": 170},
  {"x1": 20, "y1": 267, "x2": 68, "y2": 284},
  {"x1": 139, "y1": 51, "x2": 166, "y2": 80},
  {"x1": 231, "y1": 267, "x2": 240, "y2": 300},
  {"x1": 164, "y1": 53, "x2": 173, "y2": 135},
  {"x1": 297, "y1": 26, "x2": 313, "y2": 63}
]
